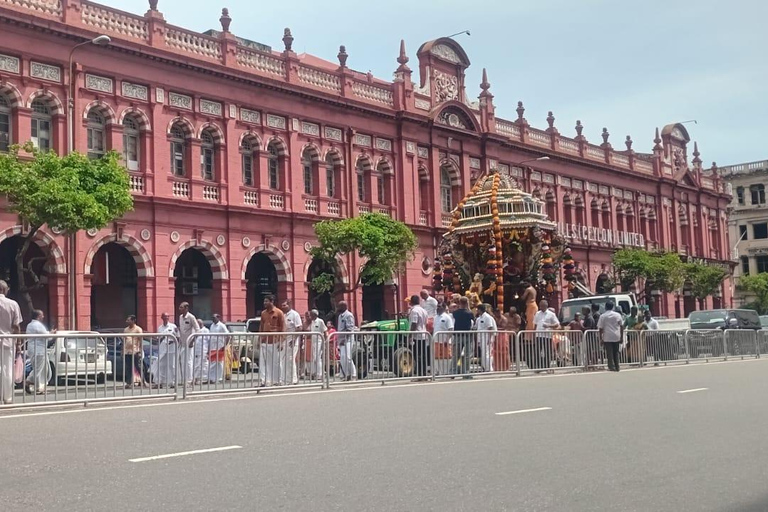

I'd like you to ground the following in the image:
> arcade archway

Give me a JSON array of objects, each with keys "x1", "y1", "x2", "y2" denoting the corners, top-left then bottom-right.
[
  {"x1": 89, "y1": 243, "x2": 138, "y2": 329},
  {"x1": 245, "y1": 253, "x2": 278, "y2": 318},
  {"x1": 174, "y1": 248, "x2": 215, "y2": 320},
  {"x1": 307, "y1": 259, "x2": 341, "y2": 321},
  {"x1": 0, "y1": 235, "x2": 50, "y2": 322}
]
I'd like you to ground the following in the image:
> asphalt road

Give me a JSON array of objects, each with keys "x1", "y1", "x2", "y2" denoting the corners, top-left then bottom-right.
[{"x1": 1, "y1": 359, "x2": 767, "y2": 512}]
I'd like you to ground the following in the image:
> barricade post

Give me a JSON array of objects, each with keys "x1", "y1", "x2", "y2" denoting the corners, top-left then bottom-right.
[{"x1": 517, "y1": 329, "x2": 584, "y2": 373}]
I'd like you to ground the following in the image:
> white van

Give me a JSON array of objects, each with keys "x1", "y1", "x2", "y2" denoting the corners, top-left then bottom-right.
[{"x1": 559, "y1": 294, "x2": 638, "y2": 324}]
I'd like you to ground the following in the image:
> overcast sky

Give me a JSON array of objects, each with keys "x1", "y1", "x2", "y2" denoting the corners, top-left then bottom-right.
[{"x1": 109, "y1": 0, "x2": 767, "y2": 166}]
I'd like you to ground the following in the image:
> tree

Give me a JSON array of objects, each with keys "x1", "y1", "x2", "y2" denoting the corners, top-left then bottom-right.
[
  {"x1": 612, "y1": 248, "x2": 685, "y2": 300},
  {"x1": 684, "y1": 263, "x2": 728, "y2": 306},
  {"x1": 0, "y1": 144, "x2": 134, "y2": 315},
  {"x1": 309, "y1": 213, "x2": 417, "y2": 294},
  {"x1": 737, "y1": 273, "x2": 768, "y2": 314}
]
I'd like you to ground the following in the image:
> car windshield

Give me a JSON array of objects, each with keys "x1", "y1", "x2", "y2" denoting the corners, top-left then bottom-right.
[
  {"x1": 227, "y1": 324, "x2": 246, "y2": 333},
  {"x1": 689, "y1": 311, "x2": 726, "y2": 324},
  {"x1": 560, "y1": 298, "x2": 631, "y2": 323},
  {"x1": 65, "y1": 337, "x2": 106, "y2": 349}
]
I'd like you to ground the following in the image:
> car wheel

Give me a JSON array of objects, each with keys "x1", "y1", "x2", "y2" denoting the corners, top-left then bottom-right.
[
  {"x1": 393, "y1": 347, "x2": 414, "y2": 378},
  {"x1": 48, "y1": 362, "x2": 57, "y2": 386},
  {"x1": 354, "y1": 348, "x2": 368, "y2": 380}
]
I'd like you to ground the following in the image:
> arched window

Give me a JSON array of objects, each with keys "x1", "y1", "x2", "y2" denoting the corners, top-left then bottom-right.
[
  {"x1": 356, "y1": 159, "x2": 367, "y2": 202},
  {"x1": 169, "y1": 123, "x2": 187, "y2": 177},
  {"x1": 325, "y1": 153, "x2": 336, "y2": 198},
  {"x1": 302, "y1": 149, "x2": 315, "y2": 195},
  {"x1": 563, "y1": 195, "x2": 573, "y2": 225},
  {"x1": 440, "y1": 167, "x2": 453, "y2": 213},
  {"x1": 267, "y1": 142, "x2": 280, "y2": 190},
  {"x1": 86, "y1": 109, "x2": 106, "y2": 159},
  {"x1": 419, "y1": 167, "x2": 430, "y2": 215},
  {"x1": 750, "y1": 184, "x2": 765, "y2": 205},
  {"x1": 30, "y1": 99, "x2": 51, "y2": 152},
  {"x1": 240, "y1": 138, "x2": 257, "y2": 186},
  {"x1": 122, "y1": 116, "x2": 140, "y2": 171},
  {"x1": 591, "y1": 199, "x2": 600, "y2": 228},
  {"x1": 200, "y1": 130, "x2": 215, "y2": 181},
  {"x1": 0, "y1": 95, "x2": 11, "y2": 152}
]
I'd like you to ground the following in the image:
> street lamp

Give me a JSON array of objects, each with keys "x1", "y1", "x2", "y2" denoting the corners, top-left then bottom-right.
[{"x1": 66, "y1": 34, "x2": 110, "y2": 329}]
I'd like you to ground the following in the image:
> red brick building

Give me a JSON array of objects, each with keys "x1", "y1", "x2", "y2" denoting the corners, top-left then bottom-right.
[{"x1": 0, "y1": 0, "x2": 732, "y2": 329}]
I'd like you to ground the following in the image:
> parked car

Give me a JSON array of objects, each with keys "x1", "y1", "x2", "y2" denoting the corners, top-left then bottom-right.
[
  {"x1": 688, "y1": 309, "x2": 761, "y2": 358},
  {"x1": 759, "y1": 315, "x2": 768, "y2": 329},
  {"x1": 103, "y1": 329, "x2": 158, "y2": 383},
  {"x1": 559, "y1": 294, "x2": 638, "y2": 324},
  {"x1": 25, "y1": 331, "x2": 112, "y2": 385}
]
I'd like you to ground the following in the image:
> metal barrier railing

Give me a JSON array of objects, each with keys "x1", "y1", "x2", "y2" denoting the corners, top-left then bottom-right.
[
  {"x1": 183, "y1": 331, "x2": 327, "y2": 396},
  {"x1": 1, "y1": 328, "x2": 763, "y2": 407},
  {"x1": 0, "y1": 332, "x2": 179, "y2": 407}
]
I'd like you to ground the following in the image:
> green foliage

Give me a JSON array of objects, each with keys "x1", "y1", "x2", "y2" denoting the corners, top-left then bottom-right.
[
  {"x1": 0, "y1": 144, "x2": 134, "y2": 233},
  {"x1": 737, "y1": 273, "x2": 768, "y2": 314},
  {"x1": 612, "y1": 248, "x2": 685, "y2": 293},
  {"x1": 684, "y1": 263, "x2": 728, "y2": 301},
  {"x1": 309, "y1": 273, "x2": 335, "y2": 294},
  {"x1": 0, "y1": 144, "x2": 134, "y2": 312},
  {"x1": 310, "y1": 213, "x2": 417, "y2": 291}
]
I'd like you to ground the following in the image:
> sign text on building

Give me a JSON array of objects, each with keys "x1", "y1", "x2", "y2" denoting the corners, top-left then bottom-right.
[{"x1": 556, "y1": 223, "x2": 645, "y2": 248}]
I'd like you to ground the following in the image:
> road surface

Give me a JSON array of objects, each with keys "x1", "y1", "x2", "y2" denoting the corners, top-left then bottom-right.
[{"x1": 1, "y1": 359, "x2": 767, "y2": 511}]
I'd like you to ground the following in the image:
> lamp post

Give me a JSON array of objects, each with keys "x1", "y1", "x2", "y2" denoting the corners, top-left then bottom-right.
[{"x1": 66, "y1": 35, "x2": 110, "y2": 329}]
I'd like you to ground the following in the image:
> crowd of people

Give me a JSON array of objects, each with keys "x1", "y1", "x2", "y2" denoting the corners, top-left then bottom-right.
[{"x1": 0, "y1": 277, "x2": 670, "y2": 402}]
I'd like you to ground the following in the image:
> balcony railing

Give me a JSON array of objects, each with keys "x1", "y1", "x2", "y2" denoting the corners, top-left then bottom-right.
[
  {"x1": 243, "y1": 189, "x2": 259, "y2": 206},
  {"x1": 172, "y1": 180, "x2": 190, "y2": 198},
  {"x1": 202, "y1": 185, "x2": 219, "y2": 202},
  {"x1": 419, "y1": 211, "x2": 428, "y2": 226},
  {"x1": 304, "y1": 198, "x2": 318, "y2": 213},
  {"x1": 269, "y1": 194, "x2": 284, "y2": 210},
  {"x1": 441, "y1": 214, "x2": 453, "y2": 228},
  {"x1": 129, "y1": 174, "x2": 144, "y2": 194},
  {"x1": 327, "y1": 202, "x2": 341, "y2": 216}
]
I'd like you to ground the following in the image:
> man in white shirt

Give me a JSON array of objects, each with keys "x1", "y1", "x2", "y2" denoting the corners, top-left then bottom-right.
[
  {"x1": 156, "y1": 312, "x2": 179, "y2": 387},
  {"x1": 597, "y1": 301, "x2": 624, "y2": 372},
  {"x1": 529, "y1": 300, "x2": 559, "y2": 371},
  {"x1": 336, "y1": 301, "x2": 357, "y2": 381},
  {"x1": 474, "y1": 304, "x2": 497, "y2": 372},
  {"x1": 420, "y1": 290, "x2": 439, "y2": 320},
  {"x1": 25, "y1": 309, "x2": 52, "y2": 394},
  {"x1": 432, "y1": 304, "x2": 454, "y2": 376},
  {"x1": 280, "y1": 300, "x2": 302, "y2": 385},
  {"x1": 207, "y1": 314, "x2": 229, "y2": 383},
  {"x1": 178, "y1": 302, "x2": 199, "y2": 386},
  {"x1": 408, "y1": 295, "x2": 429, "y2": 378},
  {"x1": 193, "y1": 319, "x2": 209, "y2": 385},
  {"x1": 307, "y1": 309, "x2": 327, "y2": 380},
  {"x1": 0, "y1": 281, "x2": 21, "y2": 404}
]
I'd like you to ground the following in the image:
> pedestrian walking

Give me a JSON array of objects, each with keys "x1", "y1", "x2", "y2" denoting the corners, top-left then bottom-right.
[
  {"x1": 0, "y1": 280, "x2": 22, "y2": 404},
  {"x1": 259, "y1": 296, "x2": 284, "y2": 387},
  {"x1": 408, "y1": 295, "x2": 429, "y2": 379},
  {"x1": 336, "y1": 301, "x2": 357, "y2": 381},
  {"x1": 177, "y1": 302, "x2": 199, "y2": 386},
  {"x1": 420, "y1": 289, "x2": 438, "y2": 319},
  {"x1": 432, "y1": 304, "x2": 454, "y2": 376},
  {"x1": 474, "y1": 304, "x2": 497, "y2": 372},
  {"x1": 193, "y1": 319, "x2": 209, "y2": 384},
  {"x1": 598, "y1": 301, "x2": 624, "y2": 372},
  {"x1": 280, "y1": 301, "x2": 302, "y2": 385},
  {"x1": 207, "y1": 314, "x2": 229, "y2": 383},
  {"x1": 25, "y1": 309, "x2": 52, "y2": 395},
  {"x1": 451, "y1": 296, "x2": 474, "y2": 376},
  {"x1": 123, "y1": 315, "x2": 144, "y2": 388},
  {"x1": 521, "y1": 281, "x2": 538, "y2": 330},
  {"x1": 156, "y1": 313, "x2": 179, "y2": 387},
  {"x1": 582, "y1": 304, "x2": 601, "y2": 370},
  {"x1": 531, "y1": 300, "x2": 559, "y2": 371},
  {"x1": 307, "y1": 309, "x2": 327, "y2": 380}
]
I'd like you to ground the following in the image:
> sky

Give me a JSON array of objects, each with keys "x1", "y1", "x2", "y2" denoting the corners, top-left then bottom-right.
[{"x1": 109, "y1": 0, "x2": 768, "y2": 166}]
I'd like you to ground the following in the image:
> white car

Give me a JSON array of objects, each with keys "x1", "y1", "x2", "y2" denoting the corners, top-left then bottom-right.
[{"x1": 33, "y1": 331, "x2": 113, "y2": 383}]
